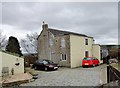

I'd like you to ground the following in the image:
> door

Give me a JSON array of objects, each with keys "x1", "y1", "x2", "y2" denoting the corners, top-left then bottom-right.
[
  {"x1": 36, "y1": 60, "x2": 44, "y2": 70},
  {"x1": 85, "y1": 51, "x2": 89, "y2": 57}
]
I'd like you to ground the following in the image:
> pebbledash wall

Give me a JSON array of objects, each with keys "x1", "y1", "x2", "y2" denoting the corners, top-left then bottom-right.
[
  {"x1": 0, "y1": 51, "x2": 24, "y2": 80},
  {"x1": 93, "y1": 44, "x2": 102, "y2": 63}
]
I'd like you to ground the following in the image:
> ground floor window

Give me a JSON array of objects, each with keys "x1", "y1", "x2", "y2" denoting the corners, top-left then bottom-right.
[
  {"x1": 85, "y1": 51, "x2": 89, "y2": 57},
  {"x1": 61, "y1": 54, "x2": 67, "y2": 61}
]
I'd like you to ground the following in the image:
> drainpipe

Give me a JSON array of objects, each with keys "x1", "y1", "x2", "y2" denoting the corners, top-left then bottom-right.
[
  {"x1": 50, "y1": 47, "x2": 51, "y2": 60},
  {"x1": 107, "y1": 65, "x2": 110, "y2": 83}
]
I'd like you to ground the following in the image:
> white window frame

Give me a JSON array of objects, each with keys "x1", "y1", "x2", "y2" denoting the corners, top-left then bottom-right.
[
  {"x1": 85, "y1": 38, "x2": 88, "y2": 45},
  {"x1": 49, "y1": 38, "x2": 53, "y2": 46}
]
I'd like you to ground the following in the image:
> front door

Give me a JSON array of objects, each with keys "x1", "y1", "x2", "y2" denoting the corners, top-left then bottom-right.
[{"x1": 85, "y1": 51, "x2": 89, "y2": 57}]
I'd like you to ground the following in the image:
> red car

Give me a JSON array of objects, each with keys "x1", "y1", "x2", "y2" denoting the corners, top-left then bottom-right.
[{"x1": 82, "y1": 57, "x2": 99, "y2": 67}]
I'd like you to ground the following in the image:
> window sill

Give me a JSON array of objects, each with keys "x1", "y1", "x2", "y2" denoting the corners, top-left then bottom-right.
[{"x1": 60, "y1": 60, "x2": 67, "y2": 61}]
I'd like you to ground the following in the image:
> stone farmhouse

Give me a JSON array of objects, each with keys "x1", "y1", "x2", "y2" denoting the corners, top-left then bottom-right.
[
  {"x1": 0, "y1": 51, "x2": 24, "y2": 80},
  {"x1": 37, "y1": 23, "x2": 101, "y2": 68}
]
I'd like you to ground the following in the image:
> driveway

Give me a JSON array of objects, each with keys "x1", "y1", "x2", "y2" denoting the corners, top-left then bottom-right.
[{"x1": 21, "y1": 64, "x2": 107, "y2": 86}]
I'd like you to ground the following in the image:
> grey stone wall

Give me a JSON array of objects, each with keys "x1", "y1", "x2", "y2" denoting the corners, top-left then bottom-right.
[{"x1": 38, "y1": 25, "x2": 70, "y2": 67}]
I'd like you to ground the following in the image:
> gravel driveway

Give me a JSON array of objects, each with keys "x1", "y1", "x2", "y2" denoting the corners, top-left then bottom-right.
[{"x1": 21, "y1": 64, "x2": 107, "y2": 86}]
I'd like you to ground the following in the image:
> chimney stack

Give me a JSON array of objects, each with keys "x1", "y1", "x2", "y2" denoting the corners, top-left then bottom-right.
[{"x1": 42, "y1": 21, "x2": 48, "y2": 30}]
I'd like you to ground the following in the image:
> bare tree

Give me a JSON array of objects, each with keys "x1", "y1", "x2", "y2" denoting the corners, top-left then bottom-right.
[
  {"x1": 0, "y1": 31, "x2": 7, "y2": 50},
  {"x1": 20, "y1": 32, "x2": 38, "y2": 54}
]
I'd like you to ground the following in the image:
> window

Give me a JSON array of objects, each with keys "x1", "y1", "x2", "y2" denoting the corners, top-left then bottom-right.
[
  {"x1": 37, "y1": 60, "x2": 44, "y2": 64},
  {"x1": 61, "y1": 38, "x2": 65, "y2": 48},
  {"x1": 85, "y1": 51, "x2": 89, "y2": 57},
  {"x1": 61, "y1": 54, "x2": 67, "y2": 61},
  {"x1": 83, "y1": 57, "x2": 92, "y2": 60},
  {"x1": 85, "y1": 39, "x2": 88, "y2": 45},
  {"x1": 49, "y1": 38, "x2": 53, "y2": 46},
  {"x1": 43, "y1": 60, "x2": 48, "y2": 65}
]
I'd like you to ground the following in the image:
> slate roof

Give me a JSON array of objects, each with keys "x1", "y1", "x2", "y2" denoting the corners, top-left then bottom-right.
[{"x1": 48, "y1": 28, "x2": 93, "y2": 38}]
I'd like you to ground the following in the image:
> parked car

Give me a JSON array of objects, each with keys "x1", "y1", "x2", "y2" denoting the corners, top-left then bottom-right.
[
  {"x1": 82, "y1": 57, "x2": 99, "y2": 67},
  {"x1": 108, "y1": 58, "x2": 118, "y2": 64},
  {"x1": 32, "y1": 59, "x2": 59, "y2": 71}
]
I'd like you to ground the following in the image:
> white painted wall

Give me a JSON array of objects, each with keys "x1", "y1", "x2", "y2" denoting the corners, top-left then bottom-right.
[
  {"x1": 0, "y1": 52, "x2": 2, "y2": 78},
  {"x1": 0, "y1": 51, "x2": 24, "y2": 76},
  {"x1": 93, "y1": 44, "x2": 102, "y2": 63},
  {"x1": 70, "y1": 35, "x2": 94, "y2": 68}
]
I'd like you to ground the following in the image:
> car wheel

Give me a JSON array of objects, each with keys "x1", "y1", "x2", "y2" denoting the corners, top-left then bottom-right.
[
  {"x1": 45, "y1": 67, "x2": 48, "y2": 71},
  {"x1": 82, "y1": 66, "x2": 85, "y2": 68}
]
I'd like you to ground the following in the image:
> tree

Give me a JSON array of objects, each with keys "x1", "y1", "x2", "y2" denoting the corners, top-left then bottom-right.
[
  {"x1": 0, "y1": 31, "x2": 7, "y2": 50},
  {"x1": 20, "y1": 32, "x2": 38, "y2": 54},
  {"x1": 5, "y1": 36, "x2": 22, "y2": 56}
]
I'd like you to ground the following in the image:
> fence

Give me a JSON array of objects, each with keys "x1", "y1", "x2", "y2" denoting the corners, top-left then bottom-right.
[
  {"x1": 24, "y1": 56, "x2": 38, "y2": 67},
  {"x1": 107, "y1": 65, "x2": 120, "y2": 83}
]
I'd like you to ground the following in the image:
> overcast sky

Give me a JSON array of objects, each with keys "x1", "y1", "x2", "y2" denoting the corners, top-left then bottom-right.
[{"x1": 0, "y1": 1, "x2": 118, "y2": 46}]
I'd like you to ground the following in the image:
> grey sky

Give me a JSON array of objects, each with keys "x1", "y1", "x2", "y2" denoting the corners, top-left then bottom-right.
[{"x1": 1, "y1": 1, "x2": 118, "y2": 45}]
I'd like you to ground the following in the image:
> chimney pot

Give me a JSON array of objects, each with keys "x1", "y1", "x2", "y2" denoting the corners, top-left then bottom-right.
[{"x1": 42, "y1": 23, "x2": 48, "y2": 30}]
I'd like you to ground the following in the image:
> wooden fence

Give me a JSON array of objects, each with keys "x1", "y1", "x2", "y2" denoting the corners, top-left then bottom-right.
[
  {"x1": 24, "y1": 56, "x2": 38, "y2": 67},
  {"x1": 107, "y1": 65, "x2": 120, "y2": 83}
]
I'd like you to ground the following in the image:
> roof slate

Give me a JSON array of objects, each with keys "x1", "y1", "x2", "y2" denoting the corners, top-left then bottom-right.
[{"x1": 48, "y1": 28, "x2": 93, "y2": 38}]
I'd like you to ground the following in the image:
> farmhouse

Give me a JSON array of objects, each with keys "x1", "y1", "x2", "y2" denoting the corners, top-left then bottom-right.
[
  {"x1": 37, "y1": 23, "x2": 101, "y2": 68},
  {"x1": 0, "y1": 51, "x2": 24, "y2": 80}
]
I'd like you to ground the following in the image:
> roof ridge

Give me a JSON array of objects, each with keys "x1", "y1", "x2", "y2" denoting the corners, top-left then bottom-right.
[
  {"x1": 48, "y1": 28, "x2": 93, "y2": 38},
  {"x1": 48, "y1": 28, "x2": 84, "y2": 34}
]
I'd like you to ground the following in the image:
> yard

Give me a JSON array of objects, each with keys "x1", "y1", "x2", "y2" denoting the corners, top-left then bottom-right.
[{"x1": 21, "y1": 64, "x2": 107, "y2": 86}]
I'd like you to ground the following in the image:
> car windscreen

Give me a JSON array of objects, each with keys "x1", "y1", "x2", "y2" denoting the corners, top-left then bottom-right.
[
  {"x1": 36, "y1": 60, "x2": 43, "y2": 64},
  {"x1": 48, "y1": 60, "x2": 53, "y2": 64},
  {"x1": 35, "y1": 59, "x2": 44, "y2": 64},
  {"x1": 83, "y1": 58, "x2": 92, "y2": 60},
  {"x1": 36, "y1": 59, "x2": 54, "y2": 64},
  {"x1": 43, "y1": 60, "x2": 48, "y2": 64}
]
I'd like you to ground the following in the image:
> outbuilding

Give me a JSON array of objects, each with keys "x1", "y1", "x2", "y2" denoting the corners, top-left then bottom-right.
[{"x1": 0, "y1": 51, "x2": 24, "y2": 80}]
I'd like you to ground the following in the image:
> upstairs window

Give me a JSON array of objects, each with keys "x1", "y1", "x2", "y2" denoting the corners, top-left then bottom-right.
[
  {"x1": 85, "y1": 39, "x2": 88, "y2": 45},
  {"x1": 61, "y1": 38, "x2": 65, "y2": 48},
  {"x1": 49, "y1": 38, "x2": 53, "y2": 46}
]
